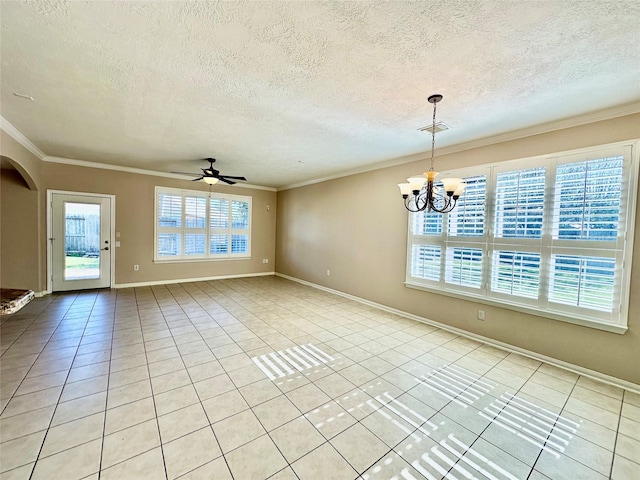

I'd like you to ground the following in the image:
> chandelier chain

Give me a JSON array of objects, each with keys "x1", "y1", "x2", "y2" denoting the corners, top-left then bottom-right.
[{"x1": 430, "y1": 100, "x2": 437, "y2": 171}]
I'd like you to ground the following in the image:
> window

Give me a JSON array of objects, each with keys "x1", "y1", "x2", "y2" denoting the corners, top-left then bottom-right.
[
  {"x1": 405, "y1": 143, "x2": 638, "y2": 331},
  {"x1": 156, "y1": 187, "x2": 251, "y2": 261}
]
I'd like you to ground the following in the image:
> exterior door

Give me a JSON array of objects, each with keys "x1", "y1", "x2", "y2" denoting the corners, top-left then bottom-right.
[{"x1": 51, "y1": 193, "x2": 112, "y2": 291}]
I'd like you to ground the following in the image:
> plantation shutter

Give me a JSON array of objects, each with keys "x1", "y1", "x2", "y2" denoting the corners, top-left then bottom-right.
[
  {"x1": 444, "y1": 175, "x2": 487, "y2": 292},
  {"x1": 489, "y1": 167, "x2": 545, "y2": 302},
  {"x1": 444, "y1": 247, "x2": 483, "y2": 288},
  {"x1": 156, "y1": 187, "x2": 251, "y2": 261},
  {"x1": 547, "y1": 155, "x2": 625, "y2": 318},
  {"x1": 231, "y1": 200, "x2": 250, "y2": 254},
  {"x1": 209, "y1": 197, "x2": 230, "y2": 255},
  {"x1": 157, "y1": 192, "x2": 183, "y2": 258},
  {"x1": 447, "y1": 176, "x2": 487, "y2": 237},
  {"x1": 405, "y1": 142, "x2": 636, "y2": 330},
  {"x1": 184, "y1": 194, "x2": 207, "y2": 256},
  {"x1": 411, "y1": 245, "x2": 441, "y2": 281},
  {"x1": 552, "y1": 157, "x2": 623, "y2": 241},
  {"x1": 407, "y1": 174, "x2": 487, "y2": 290}
]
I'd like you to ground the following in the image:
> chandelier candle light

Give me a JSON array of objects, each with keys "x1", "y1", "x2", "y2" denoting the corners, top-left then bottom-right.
[{"x1": 398, "y1": 94, "x2": 465, "y2": 213}]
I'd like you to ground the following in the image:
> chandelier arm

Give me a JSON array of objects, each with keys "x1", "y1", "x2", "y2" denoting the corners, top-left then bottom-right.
[
  {"x1": 404, "y1": 194, "x2": 423, "y2": 212},
  {"x1": 415, "y1": 191, "x2": 429, "y2": 211},
  {"x1": 428, "y1": 196, "x2": 458, "y2": 214}
]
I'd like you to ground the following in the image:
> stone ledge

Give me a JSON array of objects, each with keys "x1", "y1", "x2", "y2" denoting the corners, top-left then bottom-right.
[{"x1": 0, "y1": 288, "x2": 35, "y2": 315}]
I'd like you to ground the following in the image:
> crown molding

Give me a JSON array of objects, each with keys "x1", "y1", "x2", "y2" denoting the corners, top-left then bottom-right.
[
  {"x1": 278, "y1": 153, "x2": 428, "y2": 191},
  {"x1": 434, "y1": 100, "x2": 640, "y2": 159},
  {"x1": 0, "y1": 116, "x2": 46, "y2": 159},
  {"x1": 43, "y1": 156, "x2": 277, "y2": 192},
  {"x1": 4, "y1": 100, "x2": 639, "y2": 194},
  {"x1": 277, "y1": 101, "x2": 640, "y2": 191}
]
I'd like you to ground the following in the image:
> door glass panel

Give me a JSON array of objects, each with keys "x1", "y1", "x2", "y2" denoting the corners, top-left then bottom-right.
[{"x1": 64, "y1": 203, "x2": 101, "y2": 280}]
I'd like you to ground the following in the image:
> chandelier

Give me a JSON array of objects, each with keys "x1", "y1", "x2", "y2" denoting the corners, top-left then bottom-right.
[{"x1": 398, "y1": 94, "x2": 465, "y2": 213}]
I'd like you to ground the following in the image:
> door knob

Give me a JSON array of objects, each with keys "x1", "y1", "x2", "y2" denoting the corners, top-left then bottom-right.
[{"x1": 101, "y1": 247, "x2": 109, "y2": 251}]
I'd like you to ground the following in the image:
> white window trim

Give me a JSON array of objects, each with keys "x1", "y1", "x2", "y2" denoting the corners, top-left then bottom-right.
[
  {"x1": 154, "y1": 186, "x2": 252, "y2": 262},
  {"x1": 405, "y1": 140, "x2": 639, "y2": 334}
]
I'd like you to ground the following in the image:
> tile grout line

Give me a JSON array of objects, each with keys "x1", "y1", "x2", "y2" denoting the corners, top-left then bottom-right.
[
  {"x1": 0, "y1": 295, "x2": 58, "y2": 360},
  {"x1": 172, "y1": 280, "x2": 348, "y2": 475},
  {"x1": 168, "y1": 281, "x2": 361, "y2": 478},
  {"x1": 391, "y1": 348, "x2": 504, "y2": 477},
  {"x1": 152, "y1": 283, "x2": 234, "y2": 480},
  {"x1": 0, "y1": 295, "x2": 79, "y2": 477},
  {"x1": 135, "y1": 286, "x2": 171, "y2": 480},
  {"x1": 96, "y1": 289, "x2": 125, "y2": 479},
  {"x1": 608, "y1": 388, "x2": 626, "y2": 479},
  {"x1": 375, "y1": 345, "x2": 544, "y2": 479},
  {"x1": 27, "y1": 291, "x2": 102, "y2": 480},
  {"x1": 527, "y1": 373, "x2": 580, "y2": 479},
  {"x1": 0, "y1": 295, "x2": 77, "y2": 418},
  {"x1": 232, "y1": 280, "x2": 491, "y2": 476}
]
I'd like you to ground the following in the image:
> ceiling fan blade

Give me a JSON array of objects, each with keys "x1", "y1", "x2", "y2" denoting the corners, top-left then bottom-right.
[
  {"x1": 219, "y1": 175, "x2": 247, "y2": 181},
  {"x1": 175, "y1": 158, "x2": 243, "y2": 185}
]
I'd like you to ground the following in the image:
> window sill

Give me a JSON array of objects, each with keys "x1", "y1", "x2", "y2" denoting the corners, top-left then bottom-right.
[
  {"x1": 154, "y1": 256, "x2": 251, "y2": 264},
  {"x1": 405, "y1": 281, "x2": 628, "y2": 335}
]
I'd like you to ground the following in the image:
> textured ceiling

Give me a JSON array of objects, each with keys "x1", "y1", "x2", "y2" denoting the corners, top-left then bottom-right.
[{"x1": 1, "y1": 1, "x2": 639, "y2": 188}]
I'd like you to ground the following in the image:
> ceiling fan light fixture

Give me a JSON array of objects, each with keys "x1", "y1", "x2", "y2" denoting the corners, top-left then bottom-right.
[{"x1": 203, "y1": 176, "x2": 219, "y2": 185}]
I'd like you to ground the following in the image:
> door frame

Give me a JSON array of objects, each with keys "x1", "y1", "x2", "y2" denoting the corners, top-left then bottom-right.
[{"x1": 46, "y1": 190, "x2": 116, "y2": 294}]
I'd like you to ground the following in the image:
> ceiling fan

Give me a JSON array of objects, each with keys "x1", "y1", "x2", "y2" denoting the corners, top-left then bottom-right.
[{"x1": 172, "y1": 158, "x2": 247, "y2": 185}]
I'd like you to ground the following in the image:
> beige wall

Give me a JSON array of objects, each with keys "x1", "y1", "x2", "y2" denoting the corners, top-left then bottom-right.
[
  {"x1": 275, "y1": 113, "x2": 640, "y2": 384},
  {"x1": 41, "y1": 162, "x2": 277, "y2": 286},
  {"x1": 1, "y1": 169, "x2": 41, "y2": 291},
  {"x1": 1, "y1": 130, "x2": 41, "y2": 190},
  {"x1": 0, "y1": 135, "x2": 276, "y2": 293},
  {"x1": 1, "y1": 129, "x2": 43, "y2": 291}
]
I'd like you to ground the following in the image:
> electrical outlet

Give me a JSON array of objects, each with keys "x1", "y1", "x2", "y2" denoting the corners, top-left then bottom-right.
[
  {"x1": 134, "y1": 265, "x2": 139, "y2": 271},
  {"x1": 477, "y1": 310, "x2": 485, "y2": 321},
  {"x1": 326, "y1": 269, "x2": 331, "y2": 276},
  {"x1": 262, "y1": 259, "x2": 269, "y2": 264}
]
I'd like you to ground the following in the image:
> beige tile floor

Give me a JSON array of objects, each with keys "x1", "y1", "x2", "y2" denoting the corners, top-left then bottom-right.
[{"x1": 1, "y1": 276, "x2": 639, "y2": 480}]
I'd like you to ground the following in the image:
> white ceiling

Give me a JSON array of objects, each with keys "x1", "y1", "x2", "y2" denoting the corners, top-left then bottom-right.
[{"x1": 1, "y1": 1, "x2": 639, "y2": 188}]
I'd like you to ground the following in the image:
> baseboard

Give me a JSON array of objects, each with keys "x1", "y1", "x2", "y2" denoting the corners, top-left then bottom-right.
[
  {"x1": 34, "y1": 291, "x2": 50, "y2": 298},
  {"x1": 275, "y1": 273, "x2": 640, "y2": 394},
  {"x1": 114, "y1": 271, "x2": 275, "y2": 289}
]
